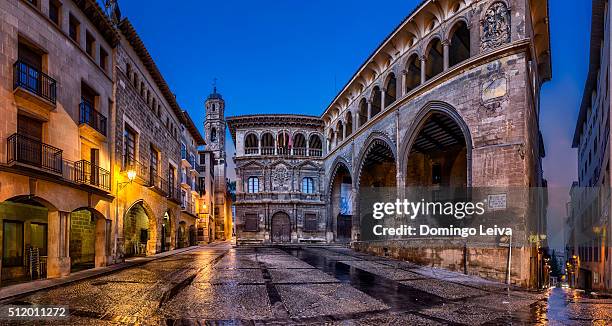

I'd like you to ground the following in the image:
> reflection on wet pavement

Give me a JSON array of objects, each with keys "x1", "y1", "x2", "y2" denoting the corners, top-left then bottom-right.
[{"x1": 0, "y1": 243, "x2": 609, "y2": 325}]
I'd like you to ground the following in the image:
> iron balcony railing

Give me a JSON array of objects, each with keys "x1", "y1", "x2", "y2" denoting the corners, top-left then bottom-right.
[
  {"x1": 79, "y1": 101, "x2": 107, "y2": 136},
  {"x1": 149, "y1": 168, "x2": 169, "y2": 195},
  {"x1": 13, "y1": 60, "x2": 57, "y2": 104},
  {"x1": 74, "y1": 160, "x2": 110, "y2": 191},
  {"x1": 249, "y1": 146, "x2": 323, "y2": 157},
  {"x1": 7, "y1": 133, "x2": 63, "y2": 174},
  {"x1": 123, "y1": 155, "x2": 149, "y2": 182}
]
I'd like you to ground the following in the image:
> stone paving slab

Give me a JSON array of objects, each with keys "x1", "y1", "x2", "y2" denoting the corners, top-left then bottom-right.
[
  {"x1": 160, "y1": 283, "x2": 274, "y2": 320},
  {"x1": 276, "y1": 283, "x2": 388, "y2": 319},
  {"x1": 269, "y1": 268, "x2": 340, "y2": 284},
  {"x1": 195, "y1": 267, "x2": 265, "y2": 284},
  {"x1": 256, "y1": 255, "x2": 316, "y2": 269},
  {"x1": 400, "y1": 278, "x2": 488, "y2": 300},
  {"x1": 338, "y1": 260, "x2": 423, "y2": 281},
  {"x1": 214, "y1": 255, "x2": 261, "y2": 269},
  {"x1": 420, "y1": 302, "x2": 503, "y2": 325},
  {"x1": 331, "y1": 311, "x2": 444, "y2": 325}
]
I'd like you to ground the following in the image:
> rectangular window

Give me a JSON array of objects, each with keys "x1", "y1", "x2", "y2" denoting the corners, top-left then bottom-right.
[
  {"x1": 99, "y1": 47, "x2": 108, "y2": 71},
  {"x1": 150, "y1": 145, "x2": 159, "y2": 177},
  {"x1": 3, "y1": 221, "x2": 24, "y2": 267},
  {"x1": 247, "y1": 177, "x2": 259, "y2": 193},
  {"x1": 49, "y1": 0, "x2": 61, "y2": 26},
  {"x1": 244, "y1": 214, "x2": 259, "y2": 232},
  {"x1": 304, "y1": 213, "x2": 318, "y2": 232},
  {"x1": 68, "y1": 14, "x2": 80, "y2": 42},
  {"x1": 123, "y1": 126, "x2": 136, "y2": 167},
  {"x1": 85, "y1": 31, "x2": 95, "y2": 57}
]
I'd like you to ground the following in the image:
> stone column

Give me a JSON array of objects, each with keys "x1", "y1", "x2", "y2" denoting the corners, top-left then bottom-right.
[
  {"x1": 420, "y1": 57, "x2": 427, "y2": 84},
  {"x1": 47, "y1": 211, "x2": 71, "y2": 278},
  {"x1": 367, "y1": 100, "x2": 372, "y2": 119},
  {"x1": 257, "y1": 136, "x2": 261, "y2": 154},
  {"x1": 353, "y1": 110, "x2": 359, "y2": 130},
  {"x1": 381, "y1": 89, "x2": 386, "y2": 109},
  {"x1": 342, "y1": 121, "x2": 346, "y2": 140},
  {"x1": 401, "y1": 70, "x2": 407, "y2": 96},
  {"x1": 443, "y1": 40, "x2": 450, "y2": 70}
]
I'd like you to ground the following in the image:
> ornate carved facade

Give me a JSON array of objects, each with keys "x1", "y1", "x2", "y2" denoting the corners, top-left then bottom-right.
[{"x1": 228, "y1": 0, "x2": 552, "y2": 288}]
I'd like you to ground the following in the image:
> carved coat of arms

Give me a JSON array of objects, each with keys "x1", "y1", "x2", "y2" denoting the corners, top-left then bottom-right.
[
  {"x1": 480, "y1": 2, "x2": 511, "y2": 51},
  {"x1": 273, "y1": 165, "x2": 290, "y2": 191}
]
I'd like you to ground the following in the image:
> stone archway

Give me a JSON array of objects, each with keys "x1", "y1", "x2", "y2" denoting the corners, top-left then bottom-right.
[
  {"x1": 355, "y1": 136, "x2": 398, "y2": 241},
  {"x1": 271, "y1": 212, "x2": 291, "y2": 243},
  {"x1": 177, "y1": 221, "x2": 188, "y2": 248},
  {"x1": 161, "y1": 211, "x2": 172, "y2": 252},
  {"x1": 69, "y1": 208, "x2": 109, "y2": 272},
  {"x1": 328, "y1": 159, "x2": 353, "y2": 242},
  {"x1": 123, "y1": 200, "x2": 157, "y2": 257},
  {"x1": 399, "y1": 101, "x2": 472, "y2": 188},
  {"x1": 0, "y1": 195, "x2": 57, "y2": 283}
]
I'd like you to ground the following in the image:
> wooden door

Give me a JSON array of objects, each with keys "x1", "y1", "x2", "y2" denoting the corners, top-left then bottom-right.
[
  {"x1": 271, "y1": 213, "x2": 291, "y2": 243},
  {"x1": 17, "y1": 114, "x2": 43, "y2": 166},
  {"x1": 337, "y1": 214, "x2": 352, "y2": 242}
]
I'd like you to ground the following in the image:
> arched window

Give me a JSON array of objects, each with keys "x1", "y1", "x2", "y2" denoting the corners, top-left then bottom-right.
[
  {"x1": 425, "y1": 38, "x2": 443, "y2": 80},
  {"x1": 308, "y1": 134, "x2": 322, "y2": 156},
  {"x1": 370, "y1": 87, "x2": 381, "y2": 117},
  {"x1": 336, "y1": 121, "x2": 344, "y2": 144},
  {"x1": 384, "y1": 74, "x2": 397, "y2": 107},
  {"x1": 277, "y1": 131, "x2": 290, "y2": 155},
  {"x1": 261, "y1": 132, "x2": 275, "y2": 155},
  {"x1": 405, "y1": 54, "x2": 421, "y2": 92},
  {"x1": 247, "y1": 177, "x2": 259, "y2": 193},
  {"x1": 345, "y1": 112, "x2": 353, "y2": 136},
  {"x1": 211, "y1": 127, "x2": 217, "y2": 142},
  {"x1": 245, "y1": 133, "x2": 259, "y2": 154},
  {"x1": 358, "y1": 98, "x2": 368, "y2": 127},
  {"x1": 302, "y1": 177, "x2": 315, "y2": 194},
  {"x1": 449, "y1": 21, "x2": 470, "y2": 67},
  {"x1": 293, "y1": 133, "x2": 306, "y2": 156}
]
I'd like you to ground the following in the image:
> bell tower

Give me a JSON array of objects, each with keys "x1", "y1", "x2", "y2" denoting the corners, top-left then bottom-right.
[{"x1": 204, "y1": 85, "x2": 229, "y2": 240}]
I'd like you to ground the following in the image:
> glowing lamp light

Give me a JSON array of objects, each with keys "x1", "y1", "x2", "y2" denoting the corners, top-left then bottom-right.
[{"x1": 127, "y1": 169, "x2": 137, "y2": 182}]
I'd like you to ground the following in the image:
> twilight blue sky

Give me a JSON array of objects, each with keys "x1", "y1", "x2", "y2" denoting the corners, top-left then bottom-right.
[{"x1": 119, "y1": 0, "x2": 593, "y2": 250}]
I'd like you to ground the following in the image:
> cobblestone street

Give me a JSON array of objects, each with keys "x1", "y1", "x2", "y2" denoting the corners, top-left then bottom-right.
[{"x1": 1, "y1": 242, "x2": 610, "y2": 325}]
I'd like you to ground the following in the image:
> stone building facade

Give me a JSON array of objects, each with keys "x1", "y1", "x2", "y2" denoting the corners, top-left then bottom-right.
[
  {"x1": 569, "y1": 0, "x2": 610, "y2": 291},
  {"x1": 229, "y1": 0, "x2": 552, "y2": 288},
  {"x1": 0, "y1": 0, "x2": 118, "y2": 283},
  {"x1": 228, "y1": 115, "x2": 326, "y2": 244},
  {"x1": 0, "y1": 0, "x2": 219, "y2": 286}
]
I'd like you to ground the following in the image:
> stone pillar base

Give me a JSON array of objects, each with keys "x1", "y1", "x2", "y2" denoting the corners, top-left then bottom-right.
[{"x1": 47, "y1": 257, "x2": 70, "y2": 278}]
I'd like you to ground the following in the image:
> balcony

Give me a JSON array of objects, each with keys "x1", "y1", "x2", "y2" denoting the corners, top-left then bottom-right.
[
  {"x1": 13, "y1": 60, "x2": 57, "y2": 115},
  {"x1": 308, "y1": 149, "x2": 323, "y2": 157},
  {"x1": 7, "y1": 133, "x2": 62, "y2": 174},
  {"x1": 73, "y1": 160, "x2": 110, "y2": 191},
  {"x1": 245, "y1": 147, "x2": 259, "y2": 155},
  {"x1": 168, "y1": 183, "x2": 181, "y2": 203},
  {"x1": 122, "y1": 156, "x2": 149, "y2": 183},
  {"x1": 149, "y1": 169, "x2": 169, "y2": 195},
  {"x1": 79, "y1": 101, "x2": 107, "y2": 139},
  {"x1": 246, "y1": 146, "x2": 323, "y2": 157}
]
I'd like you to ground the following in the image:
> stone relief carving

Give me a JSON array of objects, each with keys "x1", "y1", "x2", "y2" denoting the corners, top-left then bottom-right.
[
  {"x1": 272, "y1": 165, "x2": 290, "y2": 191},
  {"x1": 480, "y1": 2, "x2": 511, "y2": 51}
]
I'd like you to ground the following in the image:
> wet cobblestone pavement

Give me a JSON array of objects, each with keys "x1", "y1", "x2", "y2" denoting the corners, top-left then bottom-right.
[{"x1": 1, "y1": 243, "x2": 611, "y2": 325}]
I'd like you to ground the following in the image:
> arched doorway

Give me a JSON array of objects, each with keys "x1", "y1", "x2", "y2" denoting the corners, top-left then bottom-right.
[
  {"x1": 177, "y1": 221, "x2": 188, "y2": 248},
  {"x1": 189, "y1": 225, "x2": 197, "y2": 246},
  {"x1": 271, "y1": 212, "x2": 291, "y2": 243},
  {"x1": 357, "y1": 138, "x2": 397, "y2": 241},
  {"x1": 123, "y1": 201, "x2": 155, "y2": 257},
  {"x1": 69, "y1": 208, "x2": 106, "y2": 272},
  {"x1": 329, "y1": 161, "x2": 353, "y2": 242},
  {"x1": 161, "y1": 211, "x2": 172, "y2": 252},
  {"x1": 0, "y1": 196, "x2": 53, "y2": 283}
]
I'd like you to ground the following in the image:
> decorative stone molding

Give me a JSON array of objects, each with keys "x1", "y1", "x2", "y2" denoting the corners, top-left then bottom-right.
[{"x1": 480, "y1": 2, "x2": 511, "y2": 52}]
